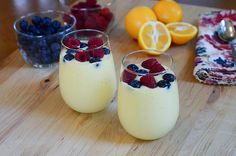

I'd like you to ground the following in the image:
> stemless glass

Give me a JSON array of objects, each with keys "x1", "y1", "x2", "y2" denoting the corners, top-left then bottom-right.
[
  {"x1": 59, "y1": 0, "x2": 116, "y2": 33},
  {"x1": 59, "y1": 29, "x2": 117, "y2": 113},
  {"x1": 118, "y1": 50, "x2": 179, "y2": 140},
  {"x1": 13, "y1": 10, "x2": 76, "y2": 68}
]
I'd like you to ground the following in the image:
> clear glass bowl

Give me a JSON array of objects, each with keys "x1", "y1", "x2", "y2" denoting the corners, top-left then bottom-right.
[
  {"x1": 13, "y1": 10, "x2": 76, "y2": 68},
  {"x1": 59, "y1": 0, "x2": 116, "y2": 33}
]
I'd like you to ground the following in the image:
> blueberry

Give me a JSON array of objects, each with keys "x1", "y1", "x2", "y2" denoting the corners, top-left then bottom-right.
[
  {"x1": 37, "y1": 39, "x2": 48, "y2": 48},
  {"x1": 18, "y1": 34, "x2": 32, "y2": 46},
  {"x1": 157, "y1": 80, "x2": 170, "y2": 88},
  {"x1": 129, "y1": 80, "x2": 141, "y2": 88},
  {"x1": 137, "y1": 69, "x2": 148, "y2": 74},
  {"x1": 19, "y1": 19, "x2": 28, "y2": 31},
  {"x1": 32, "y1": 16, "x2": 42, "y2": 25},
  {"x1": 66, "y1": 49, "x2": 76, "y2": 54},
  {"x1": 103, "y1": 47, "x2": 110, "y2": 55},
  {"x1": 50, "y1": 42, "x2": 61, "y2": 53},
  {"x1": 47, "y1": 27, "x2": 56, "y2": 34},
  {"x1": 28, "y1": 25, "x2": 39, "y2": 35},
  {"x1": 80, "y1": 42, "x2": 88, "y2": 49},
  {"x1": 42, "y1": 17, "x2": 52, "y2": 26},
  {"x1": 63, "y1": 53, "x2": 74, "y2": 62},
  {"x1": 51, "y1": 20, "x2": 61, "y2": 30},
  {"x1": 127, "y1": 64, "x2": 139, "y2": 72},
  {"x1": 163, "y1": 73, "x2": 176, "y2": 82},
  {"x1": 89, "y1": 57, "x2": 101, "y2": 63},
  {"x1": 39, "y1": 49, "x2": 52, "y2": 64}
]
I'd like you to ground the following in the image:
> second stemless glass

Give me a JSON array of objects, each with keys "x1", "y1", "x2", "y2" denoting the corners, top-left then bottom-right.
[
  {"x1": 59, "y1": 29, "x2": 117, "y2": 113},
  {"x1": 118, "y1": 50, "x2": 179, "y2": 140}
]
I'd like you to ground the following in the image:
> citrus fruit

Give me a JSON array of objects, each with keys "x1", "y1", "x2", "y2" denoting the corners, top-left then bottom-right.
[
  {"x1": 166, "y1": 22, "x2": 198, "y2": 44},
  {"x1": 125, "y1": 6, "x2": 157, "y2": 39},
  {"x1": 152, "y1": 1, "x2": 183, "y2": 24},
  {"x1": 138, "y1": 21, "x2": 171, "y2": 54}
]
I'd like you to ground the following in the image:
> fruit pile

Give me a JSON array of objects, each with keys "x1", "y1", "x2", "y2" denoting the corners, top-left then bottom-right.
[
  {"x1": 124, "y1": 0, "x2": 198, "y2": 53},
  {"x1": 63, "y1": 37, "x2": 110, "y2": 64},
  {"x1": 122, "y1": 58, "x2": 176, "y2": 89},
  {"x1": 17, "y1": 16, "x2": 73, "y2": 66},
  {"x1": 71, "y1": 0, "x2": 114, "y2": 31}
]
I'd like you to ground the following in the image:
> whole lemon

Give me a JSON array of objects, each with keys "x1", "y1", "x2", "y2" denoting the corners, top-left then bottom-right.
[
  {"x1": 153, "y1": 1, "x2": 183, "y2": 24},
  {"x1": 125, "y1": 6, "x2": 157, "y2": 39}
]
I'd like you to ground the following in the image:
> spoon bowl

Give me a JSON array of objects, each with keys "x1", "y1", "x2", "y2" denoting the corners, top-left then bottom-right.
[{"x1": 218, "y1": 19, "x2": 236, "y2": 42}]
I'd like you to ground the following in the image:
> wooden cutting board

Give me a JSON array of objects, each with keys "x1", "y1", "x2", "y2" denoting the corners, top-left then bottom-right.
[{"x1": 0, "y1": 1, "x2": 235, "y2": 155}]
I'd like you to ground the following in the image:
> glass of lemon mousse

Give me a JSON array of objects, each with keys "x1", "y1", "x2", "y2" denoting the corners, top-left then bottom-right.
[
  {"x1": 59, "y1": 29, "x2": 117, "y2": 113},
  {"x1": 118, "y1": 50, "x2": 179, "y2": 140}
]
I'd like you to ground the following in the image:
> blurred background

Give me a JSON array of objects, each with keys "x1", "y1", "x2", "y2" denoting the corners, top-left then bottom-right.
[{"x1": 0, "y1": 0, "x2": 235, "y2": 60}]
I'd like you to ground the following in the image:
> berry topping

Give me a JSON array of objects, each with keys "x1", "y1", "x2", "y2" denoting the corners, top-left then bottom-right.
[
  {"x1": 19, "y1": 19, "x2": 28, "y2": 31},
  {"x1": 137, "y1": 69, "x2": 148, "y2": 75},
  {"x1": 100, "y1": 8, "x2": 110, "y2": 16},
  {"x1": 103, "y1": 47, "x2": 110, "y2": 55},
  {"x1": 127, "y1": 64, "x2": 139, "y2": 72},
  {"x1": 140, "y1": 74, "x2": 157, "y2": 88},
  {"x1": 32, "y1": 16, "x2": 42, "y2": 25},
  {"x1": 63, "y1": 53, "x2": 74, "y2": 62},
  {"x1": 89, "y1": 49, "x2": 104, "y2": 59},
  {"x1": 129, "y1": 80, "x2": 141, "y2": 88},
  {"x1": 88, "y1": 37, "x2": 103, "y2": 48},
  {"x1": 141, "y1": 58, "x2": 158, "y2": 69},
  {"x1": 149, "y1": 63, "x2": 165, "y2": 73},
  {"x1": 163, "y1": 73, "x2": 176, "y2": 82},
  {"x1": 89, "y1": 57, "x2": 101, "y2": 63},
  {"x1": 64, "y1": 37, "x2": 81, "y2": 49},
  {"x1": 75, "y1": 51, "x2": 89, "y2": 62},
  {"x1": 80, "y1": 42, "x2": 88, "y2": 49},
  {"x1": 157, "y1": 80, "x2": 171, "y2": 88},
  {"x1": 122, "y1": 69, "x2": 137, "y2": 84},
  {"x1": 66, "y1": 49, "x2": 77, "y2": 54}
]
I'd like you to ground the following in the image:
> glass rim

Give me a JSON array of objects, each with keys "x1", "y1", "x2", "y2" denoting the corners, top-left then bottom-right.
[
  {"x1": 59, "y1": 0, "x2": 116, "y2": 11},
  {"x1": 13, "y1": 10, "x2": 76, "y2": 38},
  {"x1": 121, "y1": 50, "x2": 174, "y2": 76},
  {"x1": 61, "y1": 29, "x2": 109, "y2": 51}
]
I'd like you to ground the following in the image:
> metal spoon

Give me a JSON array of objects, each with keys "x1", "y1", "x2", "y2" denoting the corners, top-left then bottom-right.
[{"x1": 218, "y1": 19, "x2": 236, "y2": 63}]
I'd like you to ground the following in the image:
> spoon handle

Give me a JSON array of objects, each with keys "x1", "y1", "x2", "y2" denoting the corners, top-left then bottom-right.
[{"x1": 231, "y1": 42, "x2": 236, "y2": 63}]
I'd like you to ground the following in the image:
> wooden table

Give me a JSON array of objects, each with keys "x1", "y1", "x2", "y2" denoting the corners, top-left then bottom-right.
[{"x1": 0, "y1": 1, "x2": 236, "y2": 155}]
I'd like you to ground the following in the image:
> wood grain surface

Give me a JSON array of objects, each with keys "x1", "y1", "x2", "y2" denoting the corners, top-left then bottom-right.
[{"x1": 0, "y1": 1, "x2": 236, "y2": 155}]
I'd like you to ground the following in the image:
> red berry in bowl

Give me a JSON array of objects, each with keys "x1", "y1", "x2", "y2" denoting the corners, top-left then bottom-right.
[
  {"x1": 149, "y1": 63, "x2": 165, "y2": 73},
  {"x1": 75, "y1": 51, "x2": 89, "y2": 62},
  {"x1": 100, "y1": 8, "x2": 110, "y2": 16},
  {"x1": 141, "y1": 58, "x2": 158, "y2": 69},
  {"x1": 64, "y1": 37, "x2": 81, "y2": 49},
  {"x1": 140, "y1": 74, "x2": 157, "y2": 88},
  {"x1": 122, "y1": 69, "x2": 137, "y2": 84},
  {"x1": 89, "y1": 49, "x2": 104, "y2": 59},
  {"x1": 88, "y1": 37, "x2": 104, "y2": 48},
  {"x1": 86, "y1": 0, "x2": 97, "y2": 7}
]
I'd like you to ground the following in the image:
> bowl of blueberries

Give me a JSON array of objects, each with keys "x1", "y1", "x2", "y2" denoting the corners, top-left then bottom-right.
[
  {"x1": 59, "y1": 0, "x2": 115, "y2": 33},
  {"x1": 13, "y1": 10, "x2": 76, "y2": 68}
]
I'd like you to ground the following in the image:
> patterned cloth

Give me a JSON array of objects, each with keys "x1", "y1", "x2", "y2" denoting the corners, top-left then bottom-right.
[{"x1": 193, "y1": 10, "x2": 236, "y2": 85}]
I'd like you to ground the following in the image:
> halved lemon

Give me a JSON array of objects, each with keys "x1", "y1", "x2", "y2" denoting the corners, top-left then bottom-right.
[
  {"x1": 138, "y1": 21, "x2": 171, "y2": 55},
  {"x1": 166, "y1": 22, "x2": 198, "y2": 45}
]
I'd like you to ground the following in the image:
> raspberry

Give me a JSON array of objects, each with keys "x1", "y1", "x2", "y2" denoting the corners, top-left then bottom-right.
[
  {"x1": 76, "y1": 20, "x2": 85, "y2": 29},
  {"x1": 64, "y1": 37, "x2": 81, "y2": 49},
  {"x1": 88, "y1": 37, "x2": 103, "y2": 48},
  {"x1": 86, "y1": 0, "x2": 97, "y2": 7},
  {"x1": 95, "y1": 15, "x2": 108, "y2": 31},
  {"x1": 75, "y1": 51, "x2": 89, "y2": 62},
  {"x1": 149, "y1": 63, "x2": 165, "y2": 73},
  {"x1": 140, "y1": 74, "x2": 157, "y2": 88},
  {"x1": 141, "y1": 58, "x2": 158, "y2": 69},
  {"x1": 100, "y1": 8, "x2": 110, "y2": 16},
  {"x1": 122, "y1": 69, "x2": 137, "y2": 84},
  {"x1": 103, "y1": 12, "x2": 113, "y2": 22},
  {"x1": 84, "y1": 17, "x2": 97, "y2": 29},
  {"x1": 89, "y1": 48, "x2": 104, "y2": 59}
]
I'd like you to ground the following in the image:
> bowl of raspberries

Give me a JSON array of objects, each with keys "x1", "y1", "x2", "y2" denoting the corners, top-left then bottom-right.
[
  {"x1": 13, "y1": 10, "x2": 76, "y2": 68},
  {"x1": 59, "y1": 0, "x2": 115, "y2": 32}
]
